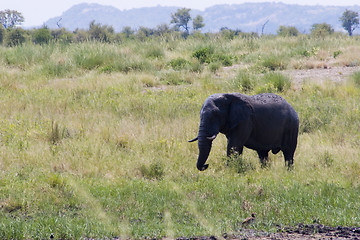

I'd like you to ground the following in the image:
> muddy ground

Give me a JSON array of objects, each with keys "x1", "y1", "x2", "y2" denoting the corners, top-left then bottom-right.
[{"x1": 177, "y1": 224, "x2": 360, "y2": 240}]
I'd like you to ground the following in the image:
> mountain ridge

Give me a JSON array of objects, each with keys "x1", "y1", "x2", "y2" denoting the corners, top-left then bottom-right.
[{"x1": 44, "y1": 2, "x2": 360, "y2": 34}]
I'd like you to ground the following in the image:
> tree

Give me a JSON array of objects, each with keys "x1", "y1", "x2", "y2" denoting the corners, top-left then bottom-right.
[
  {"x1": 5, "y1": 28, "x2": 26, "y2": 46},
  {"x1": 193, "y1": 15, "x2": 205, "y2": 31},
  {"x1": 310, "y1": 23, "x2": 334, "y2": 38},
  {"x1": 0, "y1": 10, "x2": 24, "y2": 29},
  {"x1": 89, "y1": 20, "x2": 114, "y2": 42},
  {"x1": 171, "y1": 8, "x2": 192, "y2": 36},
  {"x1": 0, "y1": 25, "x2": 4, "y2": 44},
  {"x1": 121, "y1": 26, "x2": 134, "y2": 39},
  {"x1": 340, "y1": 9, "x2": 359, "y2": 36},
  {"x1": 33, "y1": 26, "x2": 52, "y2": 44},
  {"x1": 277, "y1": 25, "x2": 299, "y2": 37}
]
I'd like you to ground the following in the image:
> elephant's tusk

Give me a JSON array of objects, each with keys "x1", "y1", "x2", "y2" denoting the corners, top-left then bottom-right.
[
  {"x1": 188, "y1": 137, "x2": 198, "y2": 142},
  {"x1": 207, "y1": 135, "x2": 217, "y2": 141}
]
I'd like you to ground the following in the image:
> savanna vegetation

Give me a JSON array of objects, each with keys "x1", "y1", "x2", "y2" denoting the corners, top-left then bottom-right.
[{"x1": 0, "y1": 29, "x2": 360, "y2": 239}]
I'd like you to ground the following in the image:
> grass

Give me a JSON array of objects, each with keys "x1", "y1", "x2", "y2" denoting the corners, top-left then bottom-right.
[{"x1": 1, "y1": 35, "x2": 360, "y2": 239}]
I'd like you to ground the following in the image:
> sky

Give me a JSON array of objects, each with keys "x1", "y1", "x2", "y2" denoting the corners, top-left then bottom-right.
[{"x1": 2, "y1": 0, "x2": 360, "y2": 27}]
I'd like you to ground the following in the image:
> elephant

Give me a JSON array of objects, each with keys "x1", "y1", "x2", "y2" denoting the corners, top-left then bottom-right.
[{"x1": 189, "y1": 93, "x2": 299, "y2": 171}]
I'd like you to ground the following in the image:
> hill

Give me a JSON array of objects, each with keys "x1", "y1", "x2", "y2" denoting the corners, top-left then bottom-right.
[{"x1": 45, "y1": 2, "x2": 360, "y2": 34}]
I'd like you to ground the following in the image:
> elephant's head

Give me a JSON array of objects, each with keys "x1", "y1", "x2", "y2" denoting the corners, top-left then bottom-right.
[{"x1": 189, "y1": 93, "x2": 252, "y2": 171}]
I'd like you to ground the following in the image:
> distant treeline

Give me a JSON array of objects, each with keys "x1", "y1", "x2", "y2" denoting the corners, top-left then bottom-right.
[
  {"x1": 0, "y1": 7, "x2": 358, "y2": 47},
  {"x1": 0, "y1": 21, "x2": 351, "y2": 48}
]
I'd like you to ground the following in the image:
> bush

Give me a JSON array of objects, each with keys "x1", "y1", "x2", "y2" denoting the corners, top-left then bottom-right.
[
  {"x1": 192, "y1": 46, "x2": 214, "y2": 64},
  {"x1": 231, "y1": 70, "x2": 255, "y2": 92},
  {"x1": 5, "y1": 28, "x2": 26, "y2": 47},
  {"x1": 209, "y1": 61, "x2": 221, "y2": 73},
  {"x1": 226, "y1": 154, "x2": 255, "y2": 174},
  {"x1": 144, "y1": 46, "x2": 164, "y2": 59},
  {"x1": 192, "y1": 46, "x2": 234, "y2": 67},
  {"x1": 160, "y1": 71, "x2": 193, "y2": 85},
  {"x1": 42, "y1": 59, "x2": 73, "y2": 77},
  {"x1": 33, "y1": 27, "x2": 52, "y2": 44},
  {"x1": 169, "y1": 58, "x2": 190, "y2": 70},
  {"x1": 0, "y1": 25, "x2": 4, "y2": 44},
  {"x1": 140, "y1": 161, "x2": 164, "y2": 180},
  {"x1": 311, "y1": 23, "x2": 334, "y2": 38},
  {"x1": 277, "y1": 25, "x2": 300, "y2": 37},
  {"x1": 263, "y1": 72, "x2": 291, "y2": 92},
  {"x1": 261, "y1": 55, "x2": 288, "y2": 71}
]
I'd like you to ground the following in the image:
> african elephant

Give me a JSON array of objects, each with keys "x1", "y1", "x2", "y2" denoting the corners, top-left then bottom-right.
[{"x1": 189, "y1": 93, "x2": 299, "y2": 171}]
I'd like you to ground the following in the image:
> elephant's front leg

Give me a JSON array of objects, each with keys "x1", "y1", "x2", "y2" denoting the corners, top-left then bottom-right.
[{"x1": 226, "y1": 139, "x2": 244, "y2": 157}]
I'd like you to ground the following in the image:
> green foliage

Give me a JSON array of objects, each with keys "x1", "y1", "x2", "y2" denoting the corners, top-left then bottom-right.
[
  {"x1": 310, "y1": 23, "x2": 334, "y2": 38},
  {"x1": 140, "y1": 161, "x2": 165, "y2": 180},
  {"x1": 169, "y1": 58, "x2": 190, "y2": 70},
  {"x1": 192, "y1": 46, "x2": 214, "y2": 64},
  {"x1": 5, "y1": 28, "x2": 26, "y2": 47},
  {"x1": 232, "y1": 70, "x2": 255, "y2": 92},
  {"x1": 159, "y1": 71, "x2": 193, "y2": 85},
  {"x1": 51, "y1": 28, "x2": 74, "y2": 43},
  {"x1": 225, "y1": 154, "x2": 255, "y2": 174},
  {"x1": 89, "y1": 20, "x2": 114, "y2": 42},
  {"x1": 0, "y1": 10, "x2": 24, "y2": 29},
  {"x1": 192, "y1": 46, "x2": 234, "y2": 67},
  {"x1": 261, "y1": 54, "x2": 288, "y2": 71},
  {"x1": 171, "y1": 8, "x2": 192, "y2": 35},
  {"x1": 144, "y1": 45, "x2": 164, "y2": 59},
  {"x1": 351, "y1": 71, "x2": 360, "y2": 87},
  {"x1": 277, "y1": 25, "x2": 300, "y2": 37},
  {"x1": 193, "y1": 15, "x2": 205, "y2": 31},
  {"x1": 262, "y1": 72, "x2": 291, "y2": 92},
  {"x1": 340, "y1": 9, "x2": 359, "y2": 36},
  {"x1": 333, "y1": 50, "x2": 342, "y2": 59},
  {"x1": 0, "y1": 25, "x2": 4, "y2": 44},
  {"x1": 33, "y1": 27, "x2": 53, "y2": 44}
]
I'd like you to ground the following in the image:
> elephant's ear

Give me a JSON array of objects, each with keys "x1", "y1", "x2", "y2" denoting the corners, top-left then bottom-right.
[{"x1": 228, "y1": 98, "x2": 253, "y2": 130}]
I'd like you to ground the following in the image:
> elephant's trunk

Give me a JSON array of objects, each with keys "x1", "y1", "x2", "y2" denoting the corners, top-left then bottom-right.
[{"x1": 196, "y1": 137, "x2": 212, "y2": 171}]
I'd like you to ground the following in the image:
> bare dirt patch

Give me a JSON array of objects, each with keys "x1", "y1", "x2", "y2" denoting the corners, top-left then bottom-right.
[
  {"x1": 178, "y1": 224, "x2": 360, "y2": 240},
  {"x1": 284, "y1": 66, "x2": 359, "y2": 88}
]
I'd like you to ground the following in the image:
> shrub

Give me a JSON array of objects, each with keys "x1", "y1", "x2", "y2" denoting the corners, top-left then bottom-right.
[
  {"x1": 5, "y1": 28, "x2": 26, "y2": 47},
  {"x1": 311, "y1": 23, "x2": 334, "y2": 38},
  {"x1": 140, "y1": 161, "x2": 164, "y2": 180},
  {"x1": 209, "y1": 61, "x2": 221, "y2": 73},
  {"x1": 261, "y1": 55, "x2": 287, "y2": 71},
  {"x1": 277, "y1": 25, "x2": 300, "y2": 37},
  {"x1": 263, "y1": 72, "x2": 291, "y2": 92},
  {"x1": 160, "y1": 71, "x2": 193, "y2": 85},
  {"x1": 234, "y1": 70, "x2": 255, "y2": 92},
  {"x1": 42, "y1": 59, "x2": 73, "y2": 77},
  {"x1": 169, "y1": 58, "x2": 190, "y2": 70},
  {"x1": 0, "y1": 25, "x2": 4, "y2": 44},
  {"x1": 33, "y1": 27, "x2": 52, "y2": 44},
  {"x1": 226, "y1": 154, "x2": 255, "y2": 174},
  {"x1": 192, "y1": 46, "x2": 214, "y2": 64},
  {"x1": 215, "y1": 53, "x2": 233, "y2": 66},
  {"x1": 145, "y1": 46, "x2": 164, "y2": 59}
]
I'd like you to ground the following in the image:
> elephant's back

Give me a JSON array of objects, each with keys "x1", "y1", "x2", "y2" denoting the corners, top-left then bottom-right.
[{"x1": 250, "y1": 93, "x2": 285, "y2": 105}]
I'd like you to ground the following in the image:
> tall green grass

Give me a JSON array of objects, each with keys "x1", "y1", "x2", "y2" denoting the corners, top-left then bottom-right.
[{"x1": 1, "y1": 35, "x2": 360, "y2": 239}]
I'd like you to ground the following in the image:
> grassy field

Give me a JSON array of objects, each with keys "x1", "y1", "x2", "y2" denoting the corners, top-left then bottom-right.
[{"x1": 0, "y1": 35, "x2": 360, "y2": 239}]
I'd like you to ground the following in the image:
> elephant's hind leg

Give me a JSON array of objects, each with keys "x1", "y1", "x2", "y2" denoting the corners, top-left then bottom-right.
[
  {"x1": 283, "y1": 148, "x2": 295, "y2": 170},
  {"x1": 257, "y1": 150, "x2": 269, "y2": 168}
]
